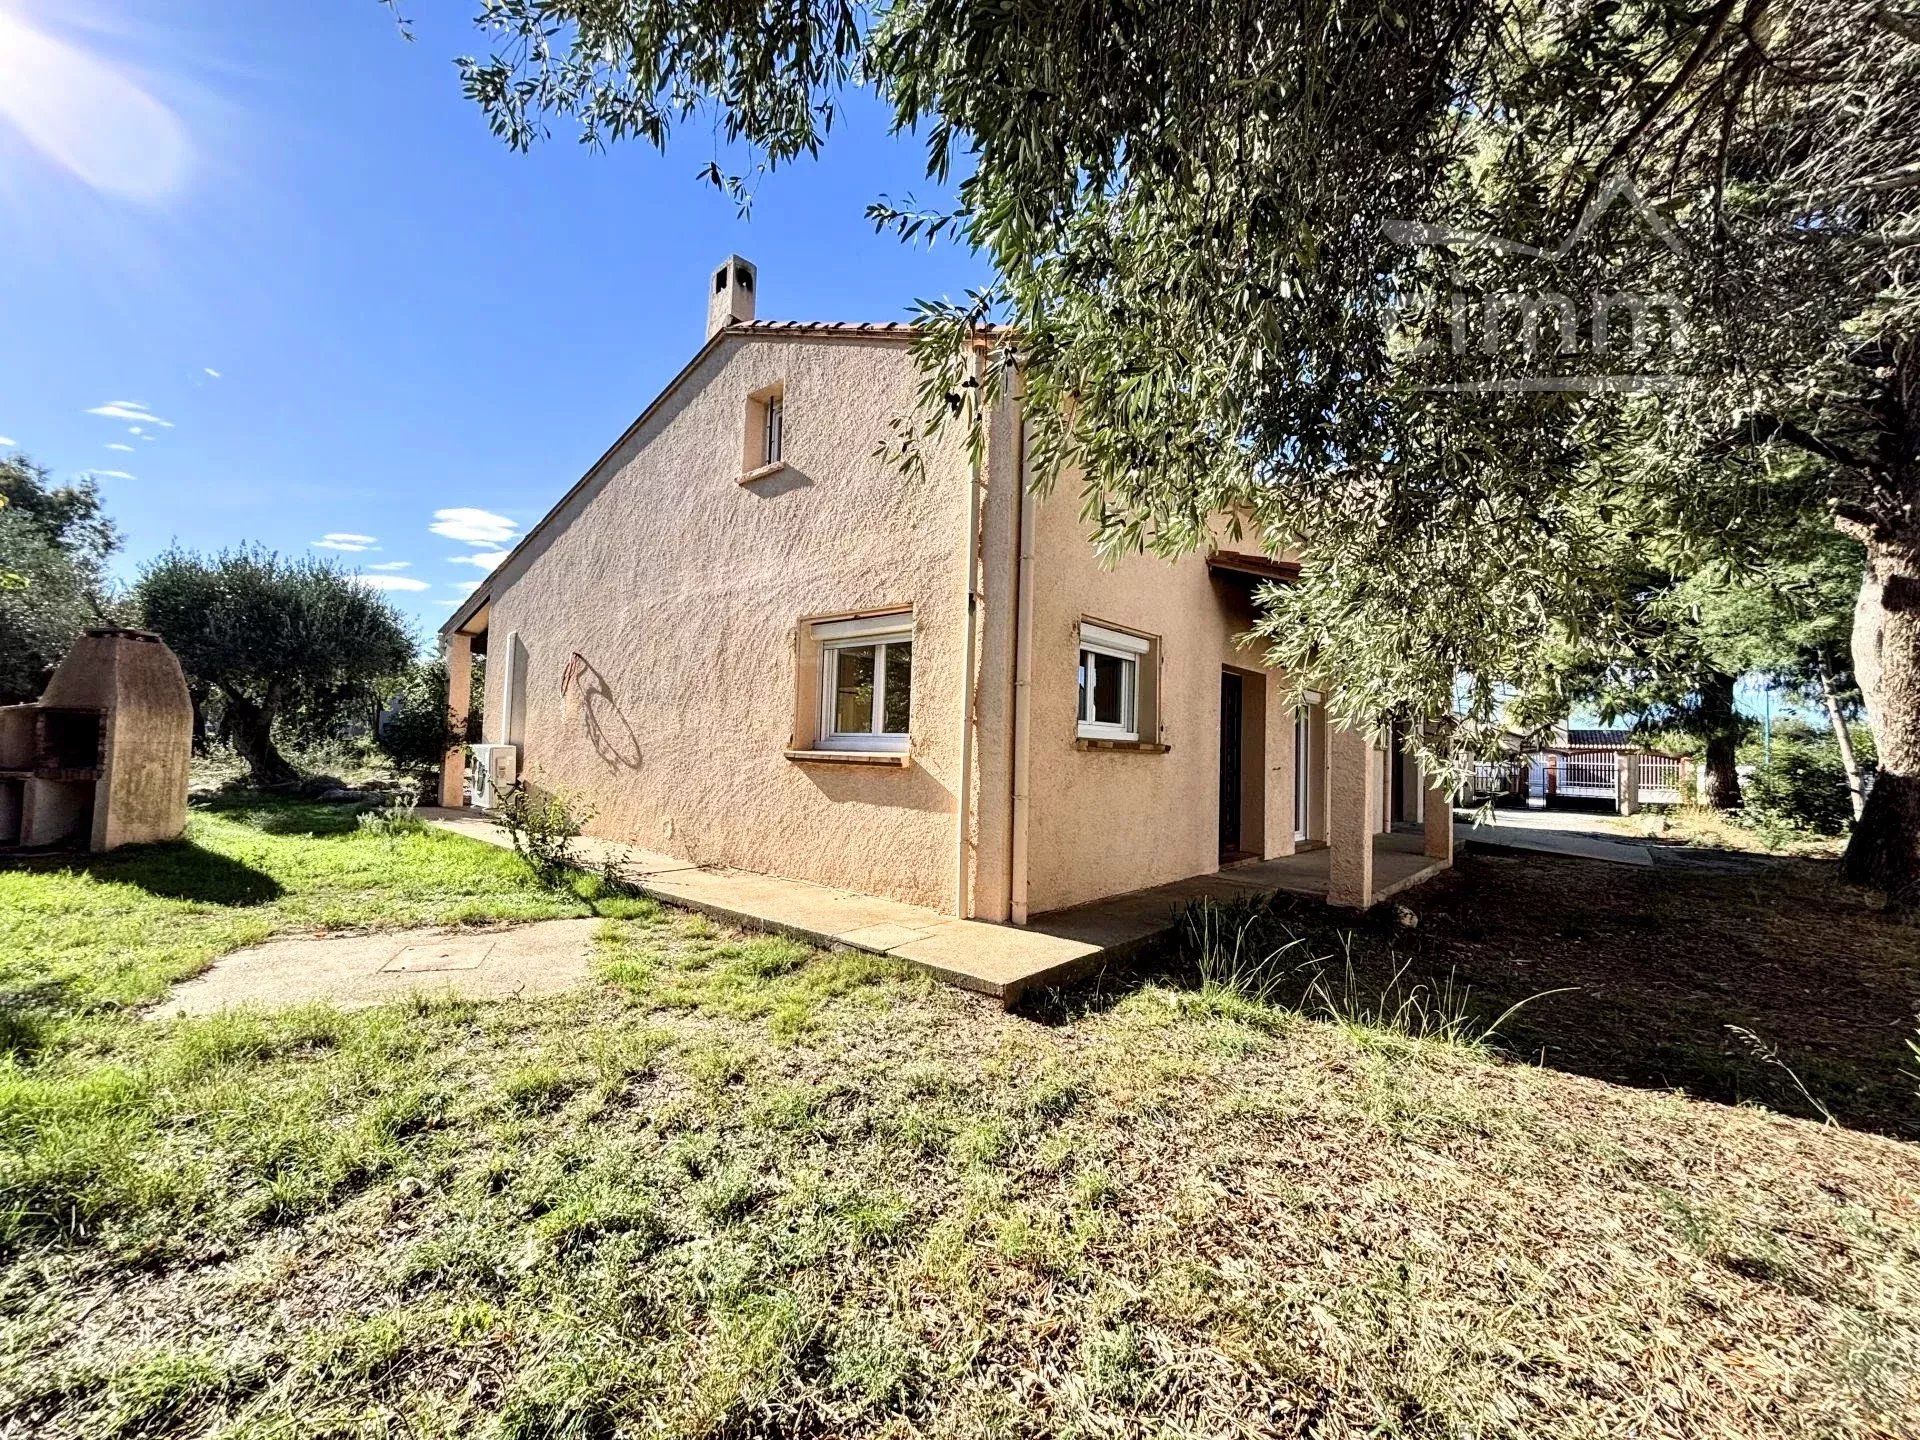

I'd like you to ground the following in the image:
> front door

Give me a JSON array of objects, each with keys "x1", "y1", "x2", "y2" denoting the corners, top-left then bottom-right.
[{"x1": 1219, "y1": 671, "x2": 1243, "y2": 856}]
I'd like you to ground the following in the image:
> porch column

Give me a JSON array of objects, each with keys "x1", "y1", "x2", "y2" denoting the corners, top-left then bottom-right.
[
  {"x1": 438, "y1": 631, "x2": 472, "y2": 809},
  {"x1": 1423, "y1": 772, "x2": 1454, "y2": 864},
  {"x1": 1263, "y1": 674, "x2": 1296, "y2": 858},
  {"x1": 1326, "y1": 725, "x2": 1377, "y2": 908}
]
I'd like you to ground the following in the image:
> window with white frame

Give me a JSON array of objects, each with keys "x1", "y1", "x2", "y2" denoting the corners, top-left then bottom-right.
[
  {"x1": 1077, "y1": 622, "x2": 1149, "y2": 741},
  {"x1": 816, "y1": 613, "x2": 913, "y2": 751}
]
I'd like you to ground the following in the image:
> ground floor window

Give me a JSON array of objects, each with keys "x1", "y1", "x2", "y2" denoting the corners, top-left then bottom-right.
[
  {"x1": 1077, "y1": 622, "x2": 1149, "y2": 741},
  {"x1": 816, "y1": 613, "x2": 913, "y2": 751}
]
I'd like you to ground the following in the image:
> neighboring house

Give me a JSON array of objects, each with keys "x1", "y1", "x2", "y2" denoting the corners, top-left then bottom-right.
[{"x1": 437, "y1": 258, "x2": 1452, "y2": 921}]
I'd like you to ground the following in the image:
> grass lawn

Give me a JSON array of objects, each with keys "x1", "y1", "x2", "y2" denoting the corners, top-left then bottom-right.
[{"x1": 3, "y1": 801, "x2": 1918, "y2": 1438}]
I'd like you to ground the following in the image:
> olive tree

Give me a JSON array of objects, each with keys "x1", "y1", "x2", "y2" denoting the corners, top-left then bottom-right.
[{"x1": 135, "y1": 547, "x2": 414, "y2": 788}]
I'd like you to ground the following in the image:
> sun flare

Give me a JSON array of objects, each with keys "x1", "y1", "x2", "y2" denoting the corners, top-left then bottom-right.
[{"x1": 0, "y1": 2, "x2": 190, "y2": 202}]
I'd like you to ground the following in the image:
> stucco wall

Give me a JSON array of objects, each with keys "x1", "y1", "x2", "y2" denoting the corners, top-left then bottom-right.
[
  {"x1": 478, "y1": 333, "x2": 976, "y2": 911},
  {"x1": 1017, "y1": 497, "x2": 1304, "y2": 916}
]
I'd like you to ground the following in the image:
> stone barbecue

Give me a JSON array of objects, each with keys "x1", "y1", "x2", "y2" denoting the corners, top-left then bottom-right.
[{"x1": 0, "y1": 628, "x2": 193, "y2": 852}]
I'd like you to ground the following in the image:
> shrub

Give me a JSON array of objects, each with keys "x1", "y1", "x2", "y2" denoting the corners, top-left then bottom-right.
[
  {"x1": 496, "y1": 782, "x2": 593, "y2": 886},
  {"x1": 376, "y1": 661, "x2": 461, "y2": 776},
  {"x1": 357, "y1": 797, "x2": 424, "y2": 839},
  {"x1": 1741, "y1": 721, "x2": 1873, "y2": 837}
]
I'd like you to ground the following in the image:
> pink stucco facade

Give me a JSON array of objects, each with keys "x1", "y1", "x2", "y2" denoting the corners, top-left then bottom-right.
[{"x1": 443, "y1": 276, "x2": 1433, "y2": 921}]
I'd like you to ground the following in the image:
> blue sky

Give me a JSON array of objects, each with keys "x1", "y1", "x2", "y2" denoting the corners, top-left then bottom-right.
[{"x1": 0, "y1": 0, "x2": 987, "y2": 639}]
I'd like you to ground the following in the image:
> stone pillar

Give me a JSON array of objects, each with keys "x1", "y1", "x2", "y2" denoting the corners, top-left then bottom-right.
[
  {"x1": 1616, "y1": 750, "x2": 1641, "y2": 816},
  {"x1": 439, "y1": 631, "x2": 472, "y2": 809},
  {"x1": 1423, "y1": 773, "x2": 1454, "y2": 864},
  {"x1": 1326, "y1": 725, "x2": 1377, "y2": 908}
]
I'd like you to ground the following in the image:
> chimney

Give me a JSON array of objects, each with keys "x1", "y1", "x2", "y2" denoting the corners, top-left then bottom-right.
[{"x1": 706, "y1": 255, "x2": 757, "y2": 338}]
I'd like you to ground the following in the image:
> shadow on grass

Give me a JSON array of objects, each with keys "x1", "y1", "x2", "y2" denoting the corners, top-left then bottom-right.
[
  {"x1": 194, "y1": 794, "x2": 365, "y2": 838},
  {"x1": 82, "y1": 839, "x2": 285, "y2": 906},
  {"x1": 1022, "y1": 852, "x2": 1920, "y2": 1140}
]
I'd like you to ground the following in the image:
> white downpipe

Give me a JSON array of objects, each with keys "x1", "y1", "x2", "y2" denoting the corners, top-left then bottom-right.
[
  {"x1": 953, "y1": 349, "x2": 986, "y2": 920},
  {"x1": 1008, "y1": 409, "x2": 1035, "y2": 925}
]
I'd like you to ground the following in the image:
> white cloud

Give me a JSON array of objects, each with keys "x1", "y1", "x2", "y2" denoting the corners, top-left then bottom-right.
[
  {"x1": 312, "y1": 531, "x2": 379, "y2": 553},
  {"x1": 0, "y1": 436, "x2": 15, "y2": 447},
  {"x1": 355, "y1": 574, "x2": 430, "y2": 593},
  {"x1": 432, "y1": 600, "x2": 462, "y2": 609},
  {"x1": 449, "y1": 549, "x2": 508, "y2": 572},
  {"x1": 106, "y1": 442, "x2": 134, "y2": 452},
  {"x1": 430, "y1": 507, "x2": 518, "y2": 546},
  {"x1": 449, "y1": 579, "x2": 482, "y2": 596},
  {"x1": 203, "y1": 367, "x2": 220, "y2": 379},
  {"x1": 139, "y1": 434, "x2": 155, "y2": 442},
  {"x1": 86, "y1": 402, "x2": 173, "y2": 428},
  {"x1": 366, "y1": 560, "x2": 412, "y2": 572},
  {"x1": 89, "y1": 469, "x2": 135, "y2": 480}
]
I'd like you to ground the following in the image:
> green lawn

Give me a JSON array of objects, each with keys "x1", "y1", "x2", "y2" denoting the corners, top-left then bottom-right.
[
  {"x1": 2, "y1": 801, "x2": 1917, "y2": 1438},
  {"x1": 0, "y1": 798, "x2": 600, "y2": 1034}
]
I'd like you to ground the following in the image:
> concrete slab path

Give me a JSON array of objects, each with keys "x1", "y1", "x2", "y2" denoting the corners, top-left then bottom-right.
[
  {"x1": 421, "y1": 810, "x2": 1107, "y2": 1005},
  {"x1": 1453, "y1": 811, "x2": 1778, "y2": 873},
  {"x1": 1455, "y1": 816, "x2": 1658, "y2": 866},
  {"x1": 157, "y1": 918, "x2": 603, "y2": 1017}
]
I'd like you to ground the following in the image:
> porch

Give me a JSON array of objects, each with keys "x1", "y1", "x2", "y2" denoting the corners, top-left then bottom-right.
[{"x1": 422, "y1": 812, "x2": 1450, "y2": 1009}]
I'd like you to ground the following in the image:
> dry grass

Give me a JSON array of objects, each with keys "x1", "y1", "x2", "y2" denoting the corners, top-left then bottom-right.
[
  {"x1": 3, "y1": 803, "x2": 1918, "y2": 1438},
  {"x1": 4, "y1": 929, "x2": 1918, "y2": 1436}
]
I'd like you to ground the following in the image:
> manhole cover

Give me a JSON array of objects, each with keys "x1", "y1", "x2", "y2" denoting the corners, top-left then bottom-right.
[{"x1": 382, "y1": 938, "x2": 496, "y2": 973}]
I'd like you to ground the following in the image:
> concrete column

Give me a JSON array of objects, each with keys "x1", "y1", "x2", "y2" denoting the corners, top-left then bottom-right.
[
  {"x1": 439, "y1": 631, "x2": 472, "y2": 809},
  {"x1": 1326, "y1": 724, "x2": 1377, "y2": 908},
  {"x1": 1423, "y1": 773, "x2": 1454, "y2": 863},
  {"x1": 1264, "y1": 678, "x2": 1297, "y2": 859},
  {"x1": 1616, "y1": 750, "x2": 1641, "y2": 816}
]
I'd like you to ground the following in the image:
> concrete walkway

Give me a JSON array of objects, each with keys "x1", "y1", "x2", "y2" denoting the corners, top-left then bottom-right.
[
  {"x1": 421, "y1": 811, "x2": 1448, "y2": 1006},
  {"x1": 1453, "y1": 810, "x2": 1778, "y2": 873},
  {"x1": 157, "y1": 918, "x2": 602, "y2": 1016},
  {"x1": 1455, "y1": 814, "x2": 1658, "y2": 867}
]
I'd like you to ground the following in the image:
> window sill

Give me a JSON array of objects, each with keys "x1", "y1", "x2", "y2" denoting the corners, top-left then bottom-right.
[
  {"x1": 1074, "y1": 737, "x2": 1170, "y2": 754},
  {"x1": 739, "y1": 460, "x2": 789, "y2": 485},
  {"x1": 784, "y1": 748, "x2": 911, "y2": 768}
]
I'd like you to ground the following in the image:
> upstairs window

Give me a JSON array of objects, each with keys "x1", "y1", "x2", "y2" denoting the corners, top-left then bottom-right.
[
  {"x1": 763, "y1": 393, "x2": 784, "y2": 466},
  {"x1": 1077, "y1": 622, "x2": 1150, "y2": 741},
  {"x1": 742, "y1": 384, "x2": 786, "y2": 480},
  {"x1": 815, "y1": 613, "x2": 912, "y2": 752}
]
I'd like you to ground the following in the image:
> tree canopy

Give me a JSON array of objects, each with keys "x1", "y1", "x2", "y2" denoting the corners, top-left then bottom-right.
[
  {"x1": 135, "y1": 547, "x2": 415, "y2": 787},
  {"x1": 0, "y1": 455, "x2": 120, "y2": 704},
  {"x1": 423, "y1": 0, "x2": 1920, "y2": 894}
]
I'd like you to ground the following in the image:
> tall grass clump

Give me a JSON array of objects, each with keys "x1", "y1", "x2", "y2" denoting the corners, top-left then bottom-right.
[{"x1": 1176, "y1": 899, "x2": 1565, "y2": 1052}]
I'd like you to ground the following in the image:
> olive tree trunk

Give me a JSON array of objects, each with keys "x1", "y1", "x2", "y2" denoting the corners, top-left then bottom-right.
[
  {"x1": 1842, "y1": 530, "x2": 1920, "y2": 903},
  {"x1": 221, "y1": 687, "x2": 299, "y2": 789},
  {"x1": 1698, "y1": 671, "x2": 1743, "y2": 811}
]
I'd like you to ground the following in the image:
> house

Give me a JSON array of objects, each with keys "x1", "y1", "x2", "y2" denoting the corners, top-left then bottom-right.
[{"x1": 436, "y1": 258, "x2": 1453, "y2": 925}]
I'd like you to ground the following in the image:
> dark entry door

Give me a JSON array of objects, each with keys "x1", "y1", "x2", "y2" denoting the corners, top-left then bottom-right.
[{"x1": 1219, "y1": 671, "x2": 1243, "y2": 856}]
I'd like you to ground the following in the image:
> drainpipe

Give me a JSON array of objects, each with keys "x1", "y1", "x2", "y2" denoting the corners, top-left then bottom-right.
[
  {"x1": 1008, "y1": 404, "x2": 1036, "y2": 925},
  {"x1": 953, "y1": 345, "x2": 987, "y2": 919}
]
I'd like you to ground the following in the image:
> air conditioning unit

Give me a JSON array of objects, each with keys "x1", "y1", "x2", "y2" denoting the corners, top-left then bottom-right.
[{"x1": 469, "y1": 744, "x2": 518, "y2": 809}]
